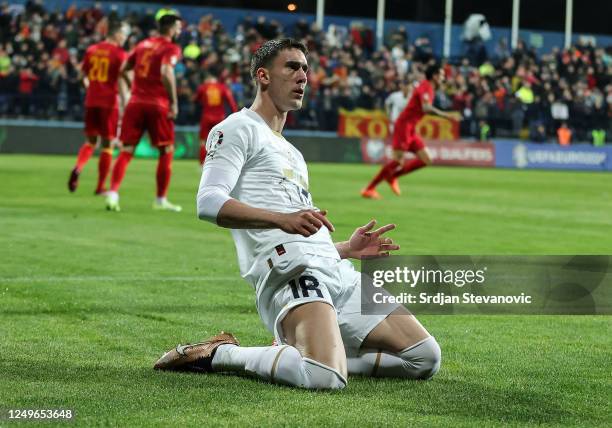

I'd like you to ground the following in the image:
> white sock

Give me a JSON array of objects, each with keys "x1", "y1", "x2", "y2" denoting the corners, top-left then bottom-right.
[
  {"x1": 107, "y1": 191, "x2": 119, "y2": 202},
  {"x1": 212, "y1": 344, "x2": 268, "y2": 372},
  {"x1": 212, "y1": 344, "x2": 347, "y2": 389},
  {"x1": 347, "y1": 336, "x2": 441, "y2": 380},
  {"x1": 156, "y1": 197, "x2": 167, "y2": 204}
]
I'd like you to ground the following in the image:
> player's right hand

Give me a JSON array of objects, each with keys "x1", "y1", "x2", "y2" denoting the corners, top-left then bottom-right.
[
  {"x1": 447, "y1": 111, "x2": 463, "y2": 121},
  {"x1": 168, "y1": 103, "x2": 178, "y2": 120},
  {"x1": 278, "y1": 209, "x2": 335, "y2": 237}
]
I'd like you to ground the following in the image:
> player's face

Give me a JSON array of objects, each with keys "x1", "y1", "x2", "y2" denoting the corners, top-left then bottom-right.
[
  {"x1": 267, "y1": 48, "x2": 308, "y2": 112},
  {"x1": 170, "y1": 20, "x2": 183, "y2": 40},
  {"x1": 117, "y1": 27, "x2": 129, "y2": 46}
]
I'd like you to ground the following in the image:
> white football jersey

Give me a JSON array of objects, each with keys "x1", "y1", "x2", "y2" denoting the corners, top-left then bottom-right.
[{"x1": 198, "y1": 108, "x2": 340, "y2": 287}]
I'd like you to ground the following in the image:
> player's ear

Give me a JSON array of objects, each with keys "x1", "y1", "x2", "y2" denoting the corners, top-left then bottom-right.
[{"x1": 257, "y1": 67, "x2": 270, "y2": 85}]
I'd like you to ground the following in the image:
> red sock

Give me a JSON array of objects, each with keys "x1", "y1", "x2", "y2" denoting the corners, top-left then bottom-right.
[
  {"x1": 199, "y1": 145, "x2": 207, "y2": 165},
  {"x1": 394, "y1": 159, "x2": 427, "y2": 178},
  {"x1": 366, "y1": 160, "x2": 400, "y2": 190},
  {"x1": 96, "y1": 149, "x2": 113, "y2": 192},
  {"x1": 156, "y1": 150, "x2": 173, "y2": 198},
  {"x1": 110, "y1": 151, "x2": 133, "y2": 192},
  {"x1": 75, "y1": 143, "x2": 95, "y2": 171}
]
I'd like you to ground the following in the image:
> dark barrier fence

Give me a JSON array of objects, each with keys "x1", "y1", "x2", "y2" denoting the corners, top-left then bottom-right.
[{"x1": 0, "y1": 120, "x2": 362, "y2": 163}]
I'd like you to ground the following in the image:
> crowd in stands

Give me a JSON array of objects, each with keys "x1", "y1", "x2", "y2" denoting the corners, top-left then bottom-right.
[{"x1": 0, "y1": 1, "x2": 610, "y2": 143}]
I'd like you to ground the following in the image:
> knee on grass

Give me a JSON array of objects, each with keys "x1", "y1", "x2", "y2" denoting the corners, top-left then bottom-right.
[
  {"x1": 274, "y1": 345, "x2": 347, "y2": 390},
  {"x1": 398, "y1": 336, "x2": 441, "y2": 380}
]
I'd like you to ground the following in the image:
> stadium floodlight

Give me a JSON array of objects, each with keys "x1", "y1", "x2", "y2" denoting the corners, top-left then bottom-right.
[
  {"x1": 564, "y1": 0, "x2": 573, "y2": 48},
  {"x1": 316, "y1": 0, "x2": 325, "y2": 30},
  {"x1": 443, "y1": 0, "x2": 453, "y2": 58},
  {"x1": 376, "y1": 0, "x2": 385, "y2": 50},
  {"x1": 511, "y1": 0, "x2": 520, "y2": 49}
]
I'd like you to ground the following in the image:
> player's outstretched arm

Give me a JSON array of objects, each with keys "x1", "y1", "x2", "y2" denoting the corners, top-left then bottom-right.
[
  {"x1": 335, "y1": 220, "x2": 400, "y2": 259},
  {"x1": 423, "y1": 101, "x2": 462, "y2": 121}
]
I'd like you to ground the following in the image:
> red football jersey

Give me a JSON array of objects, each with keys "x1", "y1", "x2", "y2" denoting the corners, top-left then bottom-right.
[
  {"x1": 396, "y1": 79, "x2": 434, "y2": 125},
  {"x1": 195, "y1": 82, "x2": 238, "y2": 118},
  {"x1": 82, "y1": 41, "x2": 127, "y2": 108},
  {"x1": 127, "y1": 36, "x2": 181, "y2": 109}
]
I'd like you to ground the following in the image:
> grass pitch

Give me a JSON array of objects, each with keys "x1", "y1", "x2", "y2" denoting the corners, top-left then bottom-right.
[{"x1": 1, "y1": 154, "x2": 611, "y2": 427}]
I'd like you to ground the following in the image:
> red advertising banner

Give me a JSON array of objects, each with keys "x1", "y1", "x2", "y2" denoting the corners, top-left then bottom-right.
[
  {"x1": 360, "y1": 138, "x2": 495, "y2": 167},
  {"x1": 338, "y1": 109, "x2": 459, "y2": 140},
  {"x1": 427, "y1": 141, "x2": 495, "y2": 167}
]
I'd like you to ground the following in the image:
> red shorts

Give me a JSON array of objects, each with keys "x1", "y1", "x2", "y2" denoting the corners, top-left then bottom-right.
[
  {"x1": 391, "y1": 121, "x2": 425, "y2": 153},
  {"x1": 120, "y1": 102, "x2": 174, "y2": 147},
  {"x1": 199, "y1": 115, "x2": 225, "y2": 140},
  {"x1": 84, "y1": 106, "x2": 119, "y2": 140}
]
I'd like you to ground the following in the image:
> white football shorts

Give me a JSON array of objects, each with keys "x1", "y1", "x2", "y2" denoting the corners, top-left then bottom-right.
[{"x1": 253, "y1": 242, "x2": 400, "y2": 351}]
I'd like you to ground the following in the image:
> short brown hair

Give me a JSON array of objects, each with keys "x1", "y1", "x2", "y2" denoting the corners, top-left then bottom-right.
[
  {"x1": 250, "y1": 38, "x2": 308, "y2": 81},
  {"x1": 158, "y1": 14, "x2": 181, "y2": 34}
]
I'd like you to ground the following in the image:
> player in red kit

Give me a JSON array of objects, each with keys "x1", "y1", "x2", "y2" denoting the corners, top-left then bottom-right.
[
  {"x1": 194, "y1": 74, "x2": 238, "y2": 165},
  {"x1": 68, "y1": 21, "x2": 129, "y2": 194},
  {"x1": 105, "y1": 14, "x2": 183, "y2": 212},
  {"x1": 362, "y1": 64, "x2": 460, "y2": 199}
]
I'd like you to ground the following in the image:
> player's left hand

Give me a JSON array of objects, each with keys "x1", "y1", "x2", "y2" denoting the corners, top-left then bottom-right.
[{"x1": 347, "y1": 219, "x2": 399, "y2": 259}]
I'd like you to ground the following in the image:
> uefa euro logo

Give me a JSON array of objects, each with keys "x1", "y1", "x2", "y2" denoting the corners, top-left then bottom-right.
[{"x1": 513, "y1": 143, "x2": 528, "y2": 168}]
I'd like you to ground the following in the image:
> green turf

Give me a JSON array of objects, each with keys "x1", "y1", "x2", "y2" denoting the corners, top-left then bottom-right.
[{"x1": 0, "y1": 154, "x2": 610, "y2": 427}]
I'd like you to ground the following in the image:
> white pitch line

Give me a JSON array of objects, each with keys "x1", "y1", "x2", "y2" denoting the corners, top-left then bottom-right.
[{"x1": 0, "y1": 276, "x2": 239, "y2": 283}]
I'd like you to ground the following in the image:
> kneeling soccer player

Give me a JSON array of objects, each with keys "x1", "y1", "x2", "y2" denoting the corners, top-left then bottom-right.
[{"x1": 154, "y1": 39, "x2": 441, "y2": 389}]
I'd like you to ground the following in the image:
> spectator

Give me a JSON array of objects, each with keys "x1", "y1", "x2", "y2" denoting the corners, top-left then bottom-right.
[
  {"x1": 516, "y1": 81, "x2": 534, "y2": 104},
  {"x1": 0, "y1": 47, "x2": 10, "y2": 76},
  {"x1": 18, "y1": 66, "x2": 37, "y2": 116},
  {"x1": 183, "y1": 39, "x2": 201, "y2": 60},
  {"x1": 557, "y1": 122, "x2": 572, "y2": 145},
  {"x1": 479, "y1": 120, "x2": 491, "y2": 141},
  {"x1": 530, "y1": 123, "x2": 547, "y2": 143},
  {"x1": 551, "y1": 96, "x2": 569, "y2": 128}
]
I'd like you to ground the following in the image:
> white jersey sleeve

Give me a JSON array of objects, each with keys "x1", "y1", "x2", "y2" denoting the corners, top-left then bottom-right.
[{"x1": 196, "y1": 123, "x2": 253, "y2": 224}]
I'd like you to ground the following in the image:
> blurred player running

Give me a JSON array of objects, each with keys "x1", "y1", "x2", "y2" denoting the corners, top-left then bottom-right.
[
  {"x1": 362, "y1": 64, "x2": 459, "y2": 199},
  {"x1": 194, "y1": 73, "x2": 238, "y2": 165},
  {"x1": 105, "y1": 14, "x2": 183, "y2": 212},
  {"x1": 68, "y1": 20, "x2": 129, "y2": 194},
  {"x1": 154, "y1": 39, "x2": 441, "y2": 390}
]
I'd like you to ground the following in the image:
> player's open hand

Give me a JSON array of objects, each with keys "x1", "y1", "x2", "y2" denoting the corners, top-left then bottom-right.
[
  {"x1": 278, "y1": 209, "x2": 335, "y2": 237},
  {"x1": 347, "y1": 219, "x2": 399, "y2": 259}
]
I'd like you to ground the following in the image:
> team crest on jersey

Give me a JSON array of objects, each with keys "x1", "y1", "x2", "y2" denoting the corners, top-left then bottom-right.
[{"x1": 206, "y1": 130, "x2": 224, "y2": 160}]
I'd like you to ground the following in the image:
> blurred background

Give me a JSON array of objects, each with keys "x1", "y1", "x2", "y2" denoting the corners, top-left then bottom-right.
[{"x1": 0, "y1": 0, "x2": 610, "y2": 160}]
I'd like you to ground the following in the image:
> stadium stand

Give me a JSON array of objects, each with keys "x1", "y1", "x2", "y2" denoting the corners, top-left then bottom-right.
[{"x1": 0, "y1": 1, "x2": 609, "y2": 142}]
